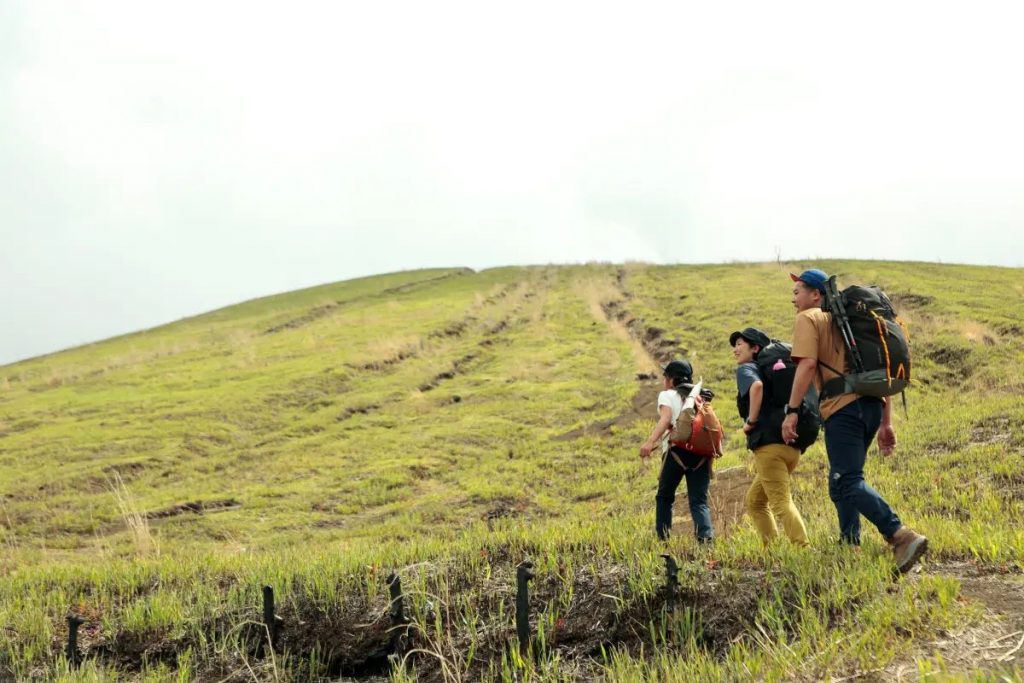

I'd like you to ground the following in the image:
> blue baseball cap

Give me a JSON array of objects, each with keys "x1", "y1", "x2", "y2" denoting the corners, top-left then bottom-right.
[{"x1": 790, "y1": 268, "x2": 828, "y2": 293}]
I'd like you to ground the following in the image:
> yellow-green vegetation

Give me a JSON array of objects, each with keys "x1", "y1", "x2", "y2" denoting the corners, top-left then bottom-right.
[{"x1": 1, "y1": 261, "x2": 1022, "y2": 681}]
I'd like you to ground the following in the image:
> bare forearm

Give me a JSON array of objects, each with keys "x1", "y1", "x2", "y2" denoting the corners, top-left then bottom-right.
[
  {"x1": 748, "y1": 381, "x2": 764, "y2": 421},
  {"x1": 646, "y1": 415, "x2": 673, "y2": 444},
  {"x1": 788, "y1": 359, "x2": 817, "y2": 407},
  {"x1": 882, "y1": 396, "x2": 892, "y2": 426}
]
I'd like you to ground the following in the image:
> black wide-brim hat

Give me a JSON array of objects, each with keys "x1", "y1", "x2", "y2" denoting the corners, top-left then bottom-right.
[
  {"x1": 661, "y1": 359, "x2": 693, "y2": 382},
  {"x1": 729, "y1": 327, "x2": 771, "y2": 349}
]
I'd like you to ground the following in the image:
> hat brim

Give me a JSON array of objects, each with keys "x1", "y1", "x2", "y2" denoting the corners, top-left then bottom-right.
[
  {"x1": 661, "y1": 362, "x2": 693, "y2": 381},
  {"x1": 791, "y1": 272, "x2": 827, "y2": 293},
  {"x1": 731, "y1": 331, "x2": 768, "y2": 348}
]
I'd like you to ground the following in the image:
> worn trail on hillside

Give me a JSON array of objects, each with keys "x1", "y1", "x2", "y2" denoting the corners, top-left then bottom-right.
[{"x1": 565, "y1": 269, "x2": 752, "y2": 533}]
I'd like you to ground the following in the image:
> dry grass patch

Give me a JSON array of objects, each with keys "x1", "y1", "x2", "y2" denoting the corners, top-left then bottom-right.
[
  {"x1": 364, "y1": 335, "x2": 424, "y2": 364},
  {"x1": 961, "y1": 320, "x2": 1001, "y2": 347},
  {"x1": 109, "y1": 473, "x2": 158, "y2": 557}
]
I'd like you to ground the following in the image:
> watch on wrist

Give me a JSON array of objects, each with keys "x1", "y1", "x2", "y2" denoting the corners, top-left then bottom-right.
[
  {"x1": 784, "y1": 403, "x2": 801, "y2": 416},
  {"x1": 745, "y1": 417, "x2": 758, "y2": 425}
]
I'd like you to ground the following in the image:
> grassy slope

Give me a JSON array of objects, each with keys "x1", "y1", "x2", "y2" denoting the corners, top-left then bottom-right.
[{"x1": 1, "y1": 261, "x2": 1022, "y2": 681}]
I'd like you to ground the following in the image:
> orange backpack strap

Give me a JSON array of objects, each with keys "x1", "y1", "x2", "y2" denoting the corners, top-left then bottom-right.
[{"x1": 669, "y1": 447, "x2": 709, "y2": 471}]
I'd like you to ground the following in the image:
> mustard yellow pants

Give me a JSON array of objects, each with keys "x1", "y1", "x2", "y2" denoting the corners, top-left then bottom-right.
[{"x1": 745, "y1": 443, "x2": 809, "y2": 546}]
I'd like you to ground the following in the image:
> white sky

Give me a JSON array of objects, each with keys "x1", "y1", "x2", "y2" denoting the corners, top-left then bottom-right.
[{"x1": 2, "y1": 1, "x2": 1022, "y2": 365}]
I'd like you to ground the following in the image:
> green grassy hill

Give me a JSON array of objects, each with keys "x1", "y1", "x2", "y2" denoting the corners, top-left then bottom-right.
[{"x1": 2, "y1": 261, "x2": 1022, "y2": 681}]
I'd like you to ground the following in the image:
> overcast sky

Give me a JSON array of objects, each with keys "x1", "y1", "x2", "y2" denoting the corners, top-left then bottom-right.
[{"x1": 2, "y1": 2, "x2": 1022, "y2": 365}]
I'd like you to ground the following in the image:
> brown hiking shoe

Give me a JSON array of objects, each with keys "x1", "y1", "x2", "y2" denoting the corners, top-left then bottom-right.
[{"x1": 889, "y1": 526, "x2": 928, "y2": 574}]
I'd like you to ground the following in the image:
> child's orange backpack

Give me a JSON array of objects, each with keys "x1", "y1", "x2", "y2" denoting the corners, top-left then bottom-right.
[{"x1": 670, "y1": 397, "x2": 723, "y2": 459}]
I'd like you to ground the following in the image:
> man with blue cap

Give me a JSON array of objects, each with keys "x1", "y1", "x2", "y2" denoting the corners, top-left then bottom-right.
[{"x1": 782, "y1": 268, "x2": 927, "y2": 573}]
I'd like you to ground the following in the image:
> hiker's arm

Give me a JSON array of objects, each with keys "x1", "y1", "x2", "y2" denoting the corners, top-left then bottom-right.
[
  {"x1": 878, "y1": 397, "x2": 897, "y2": 456},
  {"x1": 641, "y1": 405, "x2": 674, "y2": 458},
  {"x1": 782, "y1": 358, "x2": 816, "y2": 443},
  {"x1": 742, "y1": 380, "x2": 763, "y2": 434},
  {"x1": 788, "y1": 357, "x2": 816, "y2": 406}
]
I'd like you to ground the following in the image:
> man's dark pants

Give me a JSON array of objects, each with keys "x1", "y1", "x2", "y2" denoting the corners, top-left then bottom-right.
[
  {"x1": 824, "y1": 397, "x2": 902, "y2": 544},
  {"x1": 656, "y1": 447, "x2": 714, "y2": 541}
]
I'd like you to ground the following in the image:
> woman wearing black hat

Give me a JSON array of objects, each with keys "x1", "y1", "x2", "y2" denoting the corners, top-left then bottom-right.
[
  {"x1": 731, "y1": 327, "x2": 809, "y2": 547},
  {"x1": 639, "y1": 359, "x2": 715, "y2": 542}
]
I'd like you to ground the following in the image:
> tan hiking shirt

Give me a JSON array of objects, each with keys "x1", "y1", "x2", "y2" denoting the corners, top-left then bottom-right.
[{"x1": 791, "y1": 309, "x2": 858, "y2": 421}]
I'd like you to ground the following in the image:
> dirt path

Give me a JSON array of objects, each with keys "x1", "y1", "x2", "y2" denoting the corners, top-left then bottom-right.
[
  {"x1": 560, "y1": 270, "x2": 681, "y2": 442},
  {"x1": 877, "y1": 562, "x2": 1024, "y2": 680},
  {"x1": 568, "y1": 271, "x2": 755, "y2": 532}
]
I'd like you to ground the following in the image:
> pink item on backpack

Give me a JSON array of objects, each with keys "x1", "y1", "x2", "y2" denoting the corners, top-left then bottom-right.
[{"x1": 772, "y1": 360, "x2": 786, "y2": 371}]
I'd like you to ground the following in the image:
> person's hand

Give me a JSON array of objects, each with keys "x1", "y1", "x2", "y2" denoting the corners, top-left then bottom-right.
[
  {"x1": 640, "y1": 441, "x2": 655, "y2": 459},
  {"x1": 742, "y1": 420, "x2": 757, "y2": 434},
  {"x1": 781, "y1": 413, "x2": 799, "y2": 444},
  {"x1": 877, "y1": 424, "x2": 897, "y2": 456},
  {"x1": 638, "y1": 453, "x2": 650, "y2": 474}
]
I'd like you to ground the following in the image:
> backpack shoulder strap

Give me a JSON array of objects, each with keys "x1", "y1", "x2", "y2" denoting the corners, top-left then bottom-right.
[
  {"x1": 816, "y1": 359, "x2": 843, "y2": 377},
  {"x1": 815, "y1": 359, "x2": 848, "y2": 401}
]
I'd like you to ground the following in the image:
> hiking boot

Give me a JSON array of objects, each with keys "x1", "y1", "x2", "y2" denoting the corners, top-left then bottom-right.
[{"x1": 889, "y1": 526, "x2": 928, "y2": 574}]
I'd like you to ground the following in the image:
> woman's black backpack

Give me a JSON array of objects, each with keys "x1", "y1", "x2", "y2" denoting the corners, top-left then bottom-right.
[{"x1": 748, "y1": 341, "x2": 821, "y2": 453}]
